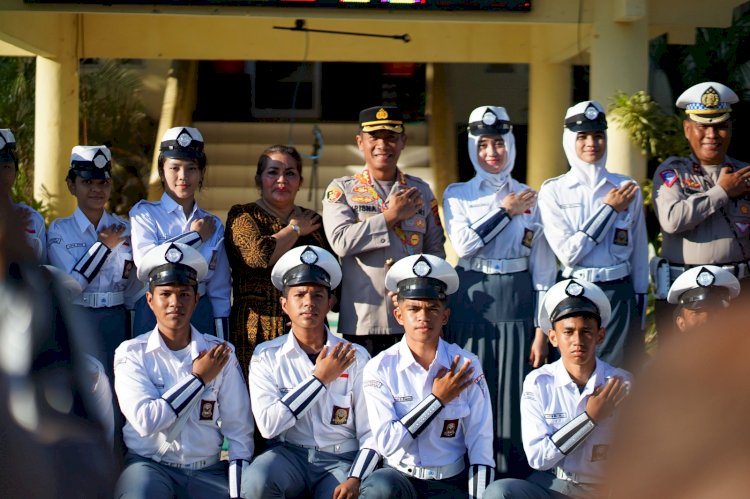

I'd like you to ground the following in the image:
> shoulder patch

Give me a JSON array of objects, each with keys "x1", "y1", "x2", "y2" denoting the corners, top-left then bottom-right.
[
  {"x1": 325, "y1": 186, "x2": 344, "y2": 204},
  {"x1": 659, "y1": 169, "x2": 678, "y2": 188}
]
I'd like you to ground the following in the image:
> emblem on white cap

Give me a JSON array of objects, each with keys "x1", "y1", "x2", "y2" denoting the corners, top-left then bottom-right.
[
  {"x1": 565, "y1": 281, "x2": 584, "y2": 297},
  {"x1": 696, "y1": 268, "x2": 715, "y2": 287},
  {"x1": 177, "y1": 132, "x2": 193, "y2": 147},
  {"x1": 584, "y1": 105, "x2": 599, "y2": 120},
  {"x1": 165, "y1": 245, "x2": 183, "y2": 263},
  {"x1": 93, "y1": 154, "x2": 108, "y2": 168},
  {"x1": 482, "y1": 110, "x2": 498, "y2": 126},
  {"x1": 412, "y1": 258, "x2": 432, "y2": 277},
  {"x1": 300, "y1": 247, "x2": 318, "y2": 265}
]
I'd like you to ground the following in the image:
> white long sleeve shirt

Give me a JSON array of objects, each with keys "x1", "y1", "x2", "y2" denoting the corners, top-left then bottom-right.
[
  {"x1": 520, "y1": 359, "x2": 631, "y2": 483},
  {"x1": 47, "y1": 207, "x2": 140, "y2": 308},
  {"x1": 362, "y1": 337, "x2": 495, "y2": 468},
  {"x1": 443, "y1": 175, "x2": 557, "y2": 293},
  {"x1": 114, "y1": 326, "x2": 254, "y2": 464},
  {"x1": 249, "y1": 328, "x2": 375, "y2": 451},
  {"x1": 538, "y1": 170, "x2": 649, "y2": 294},
  {"x1": 129, "y1": 193, "x2": 230, "y2": 317}
]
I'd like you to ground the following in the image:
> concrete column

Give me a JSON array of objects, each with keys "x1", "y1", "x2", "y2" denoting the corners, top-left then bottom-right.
[
  {"x1": 34, "y1": 14, "x2": 79, "y2": 218},
  {"x1": 590, "y1": 0, "x2": 649, "y2": 182},
  {"x1": 527, "y1": 57, "x2": 571, "y2": 190},
  {"x1": 148, "y1": 60, "x2": 198, "y2": 200},
  {"x1": 425, "y1": 62, "x2": 458, "y2": 263}
]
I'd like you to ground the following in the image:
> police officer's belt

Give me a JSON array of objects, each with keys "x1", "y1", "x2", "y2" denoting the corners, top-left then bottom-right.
[
  {"x1": 74, "y1": 291, "x2": 124, "y2": 308},
  {"x1": 669, "y1": 262, "x2": 750, "y2": 280},
  {"x1": 279, "y1": 438, "x2": 359, "y2": 454},
  {"x1": 562, "y1": 262, "x2": 630, "y2": 283},
  {"x1": 387, "y1": 456, "x2": 465, "y2": 480},
  {"x1": 459, "y1": 257, "x2": 529, "y2": 275},
  {"x1": 159, "y1": 455, "x2": 220, "y2": 470}
]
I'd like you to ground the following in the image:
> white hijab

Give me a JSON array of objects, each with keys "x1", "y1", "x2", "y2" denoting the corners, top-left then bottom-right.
[
  {"x1": 562, "y1": 100, "x2": 609, "y2": 189},
  {"x1": 467, "y1": 106, "x2": 517, "y2": 189}
]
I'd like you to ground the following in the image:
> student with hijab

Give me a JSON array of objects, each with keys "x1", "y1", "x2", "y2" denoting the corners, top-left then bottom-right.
[
  {"x1": 537, "y1": 100, "x2": 648, "y2": 371},
  {"x1": 442, "y1": 106, "x2": 556, "y2": 478}
]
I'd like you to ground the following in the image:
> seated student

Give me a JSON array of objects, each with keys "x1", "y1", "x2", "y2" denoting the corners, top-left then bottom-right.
[
  {"x1": 486, "y1": 279, "x2": 631, "y2": 499},
  {"x1": 242, "y1": 245, "x2": 379, "y2": 499},
  {"x1": 359, "y1": 254, "x2": 497, "y2": 499},
  {"x1": 667, "y1": 265, "x2": 740, "y2": 334},
  {"x1": 114, "y1": 242, "x2": 253, "y2": 499}
]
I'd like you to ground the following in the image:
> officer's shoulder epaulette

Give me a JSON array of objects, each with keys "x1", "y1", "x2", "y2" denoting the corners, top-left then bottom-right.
[
  {"x1": 402, "y1": 172, "x2": 430, "y2": 186},
  {"x1": 655, "y1": 156, "x2": 689, "y2": 172},
  {"x1": 115, "y1": 335, "x2": 149, "y2": 356},
  {"x1": 539, "y1": 174, "x2": 567, "y2": 190},
  {"x1": 130, "y1": 199, "x2": 160, "y2": 211},
  {"x1": 524, "y1": 363, "x2": 555, "y2": 386}
]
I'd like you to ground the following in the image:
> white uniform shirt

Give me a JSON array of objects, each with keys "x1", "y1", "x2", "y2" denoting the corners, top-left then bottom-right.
[
  {"x1": 249, "y1": 329, "x2": 376, "y2": 450},
  {"x1": 47, "y1": 207, "x2": 140, "y2": 308},
  {"x1": 538, "y1": 171, "x2": 649, "y2": 294},
  {"x1": 114, "y1": 326, "x2": 254, "y2": 463},
  {"x1": 521, "y1": 358, "x2": 632, "y2": 483},
  {"x1": 129, "y1": 193, "x2": 230, "y2": 317},
  {"x1": 443, "y1": 175, "x2": 557, "y2": 292},
  {"x1": 362, "y1": 337, "x2": 495, "y2": 468},
  {"x1": 16, "y1": 202, "x2": 47, "y2": 263}
]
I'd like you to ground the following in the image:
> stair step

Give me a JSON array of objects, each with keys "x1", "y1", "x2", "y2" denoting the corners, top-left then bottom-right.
[{"x1": 195, "y1": 121, "x2": 428, "y2": 145}]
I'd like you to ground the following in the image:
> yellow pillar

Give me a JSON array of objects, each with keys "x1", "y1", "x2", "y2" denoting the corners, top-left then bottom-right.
[
  {"x1": 590, "y1": 0, "x2": 649, "y2": 182},
  {"x1": 527, "y1": 40, "x2": 571, "y2": 190},
  {"x1": 425, "y1": 62, "x2": 458, "y2": 263},
  {"x1": 148, "y1": 60, "x2": 198, "y2": 200},
  {"x1": 34, "y1": 14, "x2": 79, "y2": 219}
]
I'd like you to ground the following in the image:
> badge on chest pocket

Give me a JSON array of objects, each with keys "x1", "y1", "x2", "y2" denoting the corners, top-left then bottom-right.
[
  {"x1": 122, "y1": 260, "x2": 134, "y2": 279},
  {"x1": 613, "y1": 228, "x2": 629, "y2": 246},
  {"x1": 522, "y1": 229, "x2": 534, "y2": 249}
]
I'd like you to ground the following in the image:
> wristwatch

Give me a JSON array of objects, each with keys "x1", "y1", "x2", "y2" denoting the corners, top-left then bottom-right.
[{"x1": 289, "y1": 223, "x2": 301, "y2": 235}]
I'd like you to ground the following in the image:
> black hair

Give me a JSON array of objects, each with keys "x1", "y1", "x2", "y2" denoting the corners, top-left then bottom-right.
[
  {"x1": 254, "y1": 145, "x2": 303, "y2": 189},
  {"x1": 554, "y1": 311, "x2": 602, "y2": 329}
]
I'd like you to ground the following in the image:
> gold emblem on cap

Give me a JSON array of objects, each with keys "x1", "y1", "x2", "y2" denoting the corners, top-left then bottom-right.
[
  {"x1": 701, "y1": 87, "x2": 720, "y2": 108},
  {"x1": 376, "y1": 108, "x2": 389, "y2": 120},
  {"x1": 385, "y1": 257, "x2": 395, "y2": 267}
]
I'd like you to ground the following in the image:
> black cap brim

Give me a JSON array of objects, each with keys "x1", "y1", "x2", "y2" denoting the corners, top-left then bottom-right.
[
  {"x1": 282, "y1": 264, "x2": 331, "y2": 289},
  {"x1": 397, "y1": 277, "x2": 447, "y2": 300},
  {"x1": 550, "y1": 296, "x2": 600, "y2": 324},
  {"x1": 149, "y1": 263, "x2": 198, "y2": 287}
]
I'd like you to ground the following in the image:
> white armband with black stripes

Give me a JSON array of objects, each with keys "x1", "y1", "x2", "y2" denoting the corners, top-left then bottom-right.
[
  {"x1": 348, "y1": 448, "x2": 380, "y2": 480},
  {"x1": 161, "y1": 374, "x2": 205, "y2": 417},
  {"x1": 73, "y1": 241, "x2": 111, "y2": 282},
  {"x1": 280, "y1": 375, "x2": 326, "y2": 419},
  {"x1": 550, "y1": 411, "x2": 597, "y2": 455},
  {"x1": 470, "y1": 208, "x2": 511, "y2": 245},
  {"x1": 229, "y1": 459, "x2": 248, "y2": 499},
  {"x1": 580, "y1": 204, "x2": 617, "y2": 244},
  {"x1": 399, "y1": 393, "x2": 443, "y2": 437},
  {"x1": 468, "y1": 464, "x2": 496, "y2": 499},
  {"x1": 167, "y1": 231, "x2": 203, "y2": 248}
]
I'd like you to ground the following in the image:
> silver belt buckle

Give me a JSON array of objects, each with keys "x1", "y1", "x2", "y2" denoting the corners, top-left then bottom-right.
[{"x1": 423, "y1": 467, "x2": 437, "y2": 480}]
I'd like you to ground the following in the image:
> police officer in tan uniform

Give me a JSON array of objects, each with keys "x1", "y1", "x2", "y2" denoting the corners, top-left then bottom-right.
[
  {"x1": 323, "y1": 106, "x2": 446, "y2": 356},
  {"x1": 652, "y1": 82, "x2": 750, "y2": 340}
]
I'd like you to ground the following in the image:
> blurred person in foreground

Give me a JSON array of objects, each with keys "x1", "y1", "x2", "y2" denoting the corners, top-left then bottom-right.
[
  {"x1": 606, "y1": 306, "x2": 750, "y2": 498},
  {"x1": 486, "y1": 279, "x2": 631, "y2": 499},
  {"x1": 0, "y1": 194, "x2": 116, "y2": 497},
  {"x1": 225, "y1": 145, "x2": 332, "y2": 376}
]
